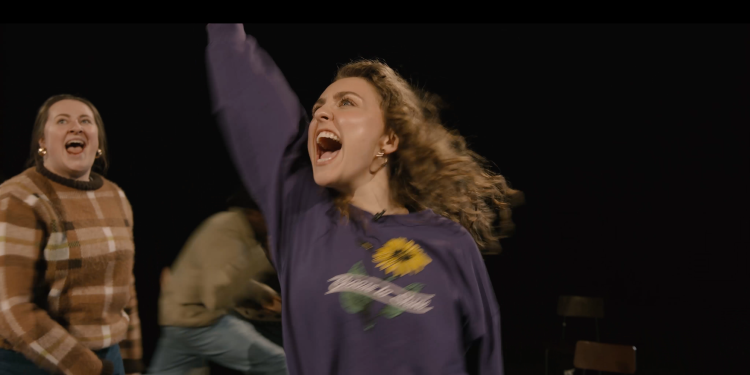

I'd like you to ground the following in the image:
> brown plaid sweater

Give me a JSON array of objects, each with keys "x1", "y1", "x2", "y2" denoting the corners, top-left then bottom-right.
[{"x1": 0, "y1": 166, "x2": 142, "y2": 375}]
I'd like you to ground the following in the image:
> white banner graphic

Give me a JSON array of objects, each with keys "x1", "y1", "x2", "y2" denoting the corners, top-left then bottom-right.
[{"x1": 326, "y1": 274, "x2": 434, "y2": 314}]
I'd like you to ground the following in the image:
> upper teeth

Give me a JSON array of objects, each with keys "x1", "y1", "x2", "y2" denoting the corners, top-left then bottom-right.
[
  {"x1": 316, "y1": 131, "x2": 340, "y2": 143},
  {"x1": 66, "y1": 140, "x2": 84, "y2": 146}
]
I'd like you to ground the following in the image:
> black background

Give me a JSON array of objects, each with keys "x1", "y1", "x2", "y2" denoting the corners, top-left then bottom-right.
[{"x1": 2, "y1": 24, "x2": 748, "y2": 374}]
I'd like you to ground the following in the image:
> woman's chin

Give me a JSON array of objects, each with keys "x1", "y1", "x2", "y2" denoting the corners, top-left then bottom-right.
[
  {"x1": 315, "y1": 171, "x2": 350, "y2": 192},
  {"x1": 60, "y1": 162, "x2": 93, "y2": 180},
  {"x1": 313, "y1": 172, "x2": 334, "y2": 188}
]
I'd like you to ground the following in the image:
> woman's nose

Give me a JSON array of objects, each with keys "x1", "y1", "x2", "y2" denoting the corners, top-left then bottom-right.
[
  {"x1": 316, "y1": 108, "x2": 332, "y2": 122},
  {"x1": 69, "y1": 122, "x2": 84, "y2": 133}
]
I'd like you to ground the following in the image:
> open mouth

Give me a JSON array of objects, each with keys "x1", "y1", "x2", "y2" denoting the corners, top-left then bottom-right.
[
  {"x1": 316, "y1": 130, "x2": 342, "y2": 164},
  {"x1": 65, "y1": 139, "x2": 86, "y2": 155}
]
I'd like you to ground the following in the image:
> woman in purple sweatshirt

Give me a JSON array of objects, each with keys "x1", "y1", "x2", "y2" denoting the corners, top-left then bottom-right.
[{"x1": 206, "y1": 23, "x2": 517, "y2": 375}]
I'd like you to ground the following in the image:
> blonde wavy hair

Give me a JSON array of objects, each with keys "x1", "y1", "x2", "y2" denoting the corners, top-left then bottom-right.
[{"x1": 332, "y1": 60, "x2": 523, "y2": 253}]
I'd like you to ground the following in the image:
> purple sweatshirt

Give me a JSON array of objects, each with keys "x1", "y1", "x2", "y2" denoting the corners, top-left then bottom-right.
[{"x1": 206, "y1": 24, "x2": 504, "y2": 375}]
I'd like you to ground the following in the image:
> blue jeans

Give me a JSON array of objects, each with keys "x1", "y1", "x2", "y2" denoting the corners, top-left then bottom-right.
[
  {"x1": 0, "y1": 344, "x2": 124, "y2": 375},
  {"x1": 146, "y1": 314, "x2": 287, "y2": 375}
]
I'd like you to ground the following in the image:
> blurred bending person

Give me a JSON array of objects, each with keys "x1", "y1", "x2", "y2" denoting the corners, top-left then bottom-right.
[{"x1": 146, "y1": 188, "x2": 286, "y2": 375}]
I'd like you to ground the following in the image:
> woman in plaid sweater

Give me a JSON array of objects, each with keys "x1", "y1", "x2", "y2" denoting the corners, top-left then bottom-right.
[{"x1": 0, "y1": 95, "x2": 142, "y2": 375}]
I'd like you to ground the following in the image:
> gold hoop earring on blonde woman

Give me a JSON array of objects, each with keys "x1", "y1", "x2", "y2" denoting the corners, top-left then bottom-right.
[
  {"x1": 376, "y1": 150, "x2": 388, "y2": 166},
  {"x1": 370, "y1": 149, "x2": 388, "y2": 174},
  {"x1": 38, "y1": 147, "x2": 47, "y2": 156}
]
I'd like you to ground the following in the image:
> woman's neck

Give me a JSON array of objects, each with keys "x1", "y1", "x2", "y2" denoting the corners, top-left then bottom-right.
[
  {"x1": 43, "y1": 160, "x2": 92, "y2": 182},
  {"x1": 347, "y1": 172, "x2": 407, "y2": 216},
  {"x1": 36, "y1": 163, "x2": 103, "y2": 191}
]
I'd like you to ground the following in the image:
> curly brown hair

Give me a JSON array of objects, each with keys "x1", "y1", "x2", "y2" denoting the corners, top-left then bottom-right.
[{"x1": 332, "y1": 60, "x2": 522, "y2": 253}]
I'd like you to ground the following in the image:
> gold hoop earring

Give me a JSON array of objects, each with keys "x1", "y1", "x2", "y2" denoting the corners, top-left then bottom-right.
[
  {"x1": 38, "y1": 147, "x2": 47, "y2": 156},
  {"x1": 369, "y1": 151, "x2": 388, "y2": 174},
  {"x1": 378, "y1": 149, "x2": 388, "y2": 167},
  {"x1": 95, "y1": 149, "x2": 103, "y2": 159}
]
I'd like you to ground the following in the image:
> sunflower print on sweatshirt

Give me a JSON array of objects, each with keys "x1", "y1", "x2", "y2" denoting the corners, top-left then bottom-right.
[{"x1": 325, "y1": 238, "x2": 435, "y2": 330}]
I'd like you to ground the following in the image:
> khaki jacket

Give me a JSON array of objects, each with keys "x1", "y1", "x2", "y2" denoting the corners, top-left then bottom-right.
[{"x1": 159, "y1": 208, "x2": 280, "y2": 327}]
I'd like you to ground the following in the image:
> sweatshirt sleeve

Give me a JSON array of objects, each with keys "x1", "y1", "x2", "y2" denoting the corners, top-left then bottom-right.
[
  {"x1": 206, "y1": 23, "x2": 322, "y2": 271},
  {"x1": 457, "y1": 233, "x2": 505, "y2": 375},
  {"x1": 0, "y1": 194, "x2": 114, "y2": 375}
]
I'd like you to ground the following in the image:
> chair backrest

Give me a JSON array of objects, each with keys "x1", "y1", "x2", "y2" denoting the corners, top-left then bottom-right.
[
  {"x1": 574, "y1": 341, "x2": 636, "y2": 374},
  {"x1": 558, "y1": 295, "x2": 604, "y2": 318}
]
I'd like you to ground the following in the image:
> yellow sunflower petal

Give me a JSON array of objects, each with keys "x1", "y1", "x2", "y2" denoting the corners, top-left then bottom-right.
[{"x1": 372, "y1": 238, "x2": 432, "y2": 277}]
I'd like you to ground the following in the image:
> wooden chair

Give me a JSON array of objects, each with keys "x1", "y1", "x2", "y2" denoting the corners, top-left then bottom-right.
[
  {"x1": 574, "y1": 340, "x2": 636, "y2": 374},
  {"x1": 558, "y1": 295, "x2": 604, "y2": 341},
  {"x1": 545, "y1": 295, "x2": 605, "y2": 375}
]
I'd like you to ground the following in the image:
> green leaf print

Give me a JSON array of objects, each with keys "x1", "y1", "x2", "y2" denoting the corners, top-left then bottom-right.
[
  {"x1": 379, "y1": 283, "x2": 424, "y2": 319},
  {"x1": 340, "y1": 261, "x2": 372, "y2": 314}
]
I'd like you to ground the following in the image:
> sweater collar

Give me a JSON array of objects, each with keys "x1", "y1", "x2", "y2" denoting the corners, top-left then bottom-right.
[{"x1": 36, "y1": 163, "x2": 104, "y2": 191}]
